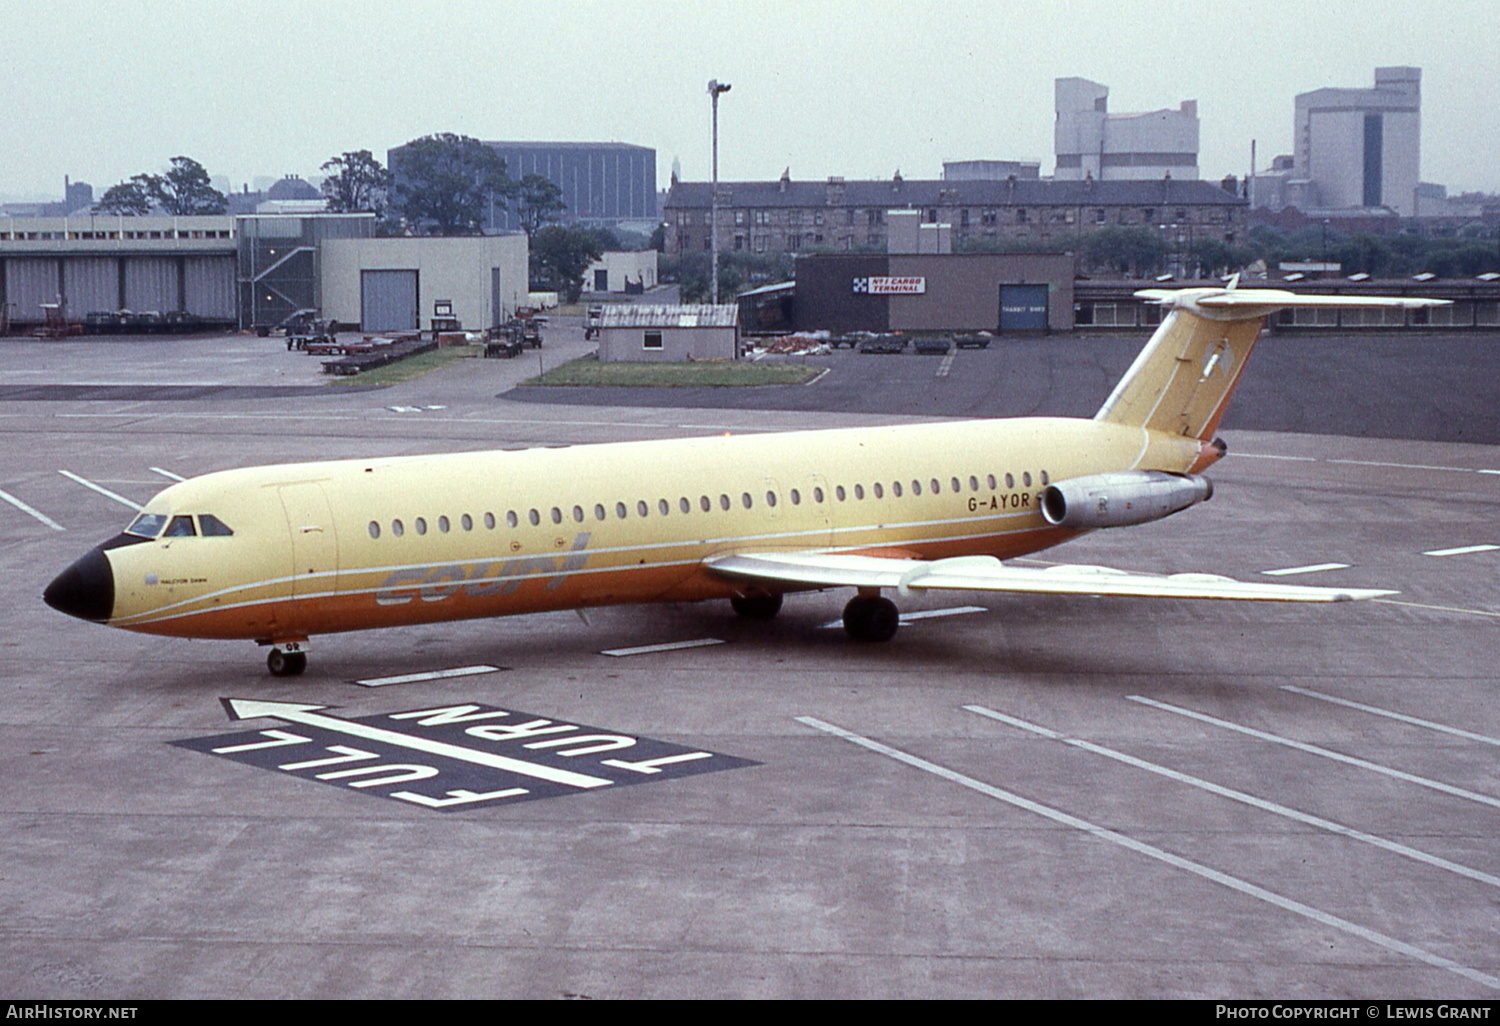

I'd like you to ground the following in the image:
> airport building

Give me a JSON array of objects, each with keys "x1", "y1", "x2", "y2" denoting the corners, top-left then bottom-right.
[
  {"x1": 0, "y1": 212, "x2": 529, "y2": 334},
  {"x1": 663, "y1": 172, "x2": 1246, "y2": 257},
  {"x1": 1053, "y1": 78, "x2": 1200, "y2": 182},
  {"x1": 387, "y1": 140, "x2": 658, "y2": 235},
  {"x1": 790, "y1": 252, "x2": 1075, "y2": 334},
  {"x1": 595, "y1": 304, "x2": 738, "y2": 363}
]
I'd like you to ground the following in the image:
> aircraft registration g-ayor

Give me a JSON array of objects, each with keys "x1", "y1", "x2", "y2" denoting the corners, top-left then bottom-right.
[{"x1": 45, "y1": 283, "x2": 1445, "y2": 676}]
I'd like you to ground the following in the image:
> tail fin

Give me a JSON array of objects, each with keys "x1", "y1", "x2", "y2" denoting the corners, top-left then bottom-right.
[{"x1": 1096, "y1": 286, "x2": 1449, "y2": 441}]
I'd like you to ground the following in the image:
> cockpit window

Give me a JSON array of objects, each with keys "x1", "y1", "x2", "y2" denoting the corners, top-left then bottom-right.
[
  {"x1": 163, "y1": 515, "x2": 197, "y2": 537},
  {"x1": 126, "y1": 513, "x2": 169, "y2": 538},
  {"x1": 198, "y1": 514, "x2": 234, "y2": 536}
]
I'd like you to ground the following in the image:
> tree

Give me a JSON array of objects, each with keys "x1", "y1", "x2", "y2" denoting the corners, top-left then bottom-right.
[
  {"x1": 147, "y1": 157, "x2": 227, "y2": 215},
  {"x1": 91, "y1": 157, "x2": 225, "y2": 216},
  {"x1": 514, "y1": 173, "x2": 565, "y2": 237},
  {"x1": 531, "y1": 225, "x2": 605, "y2": 302},
  {"x1": 320, "y1": 150, "x2": 392, "y2": 215},
  {"x1": 1080, "y1": 226, "x2": 1166, "y2": 276},
  {"x1": 390, "y1": 133, "x2": 512, "y2": 235},
  {"x1": 94, "y1": 179, "x2": 154, "y2": 215}
]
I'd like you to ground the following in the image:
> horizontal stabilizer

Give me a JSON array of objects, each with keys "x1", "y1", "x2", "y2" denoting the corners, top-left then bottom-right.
[{"x1": 707, "y1": 552, "x2": 1396, "y2": 603}]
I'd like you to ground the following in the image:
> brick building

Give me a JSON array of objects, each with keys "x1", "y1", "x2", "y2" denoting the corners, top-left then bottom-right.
[{"x1": 663, "y1": 171, "x2": 1246, "y2": 257}]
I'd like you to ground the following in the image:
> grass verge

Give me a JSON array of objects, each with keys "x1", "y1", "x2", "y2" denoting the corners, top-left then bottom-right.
[
  {"x1": 525, "y1": 354, "x2": 820, "y2": 387},
  {"x1": 330, "y1": 346, "x2": 474, "y2": 387}
]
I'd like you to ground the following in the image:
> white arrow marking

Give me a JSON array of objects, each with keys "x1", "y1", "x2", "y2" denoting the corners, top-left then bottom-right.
[{"x1": 224, "y1": 699, "x2": 612, "y2": 790}]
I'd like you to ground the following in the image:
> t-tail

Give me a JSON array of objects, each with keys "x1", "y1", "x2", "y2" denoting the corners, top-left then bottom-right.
[{"x1": 1096, "y1": 278, "x2": 1448, "y2": 441}]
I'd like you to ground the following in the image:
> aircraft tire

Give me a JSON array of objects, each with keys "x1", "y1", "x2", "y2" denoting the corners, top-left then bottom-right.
[
  {"x1": 731, "y1": 592, "x2": 783, "y2": 621},
  {"x1": 267, "y1": 649, "x2": 308, "y2": 677},
  {"x1": 843, "y1": 595, "x2": 899, "y2": 642}
]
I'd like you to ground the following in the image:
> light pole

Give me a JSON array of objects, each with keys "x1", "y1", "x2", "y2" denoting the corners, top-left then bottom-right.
[{"x1": 708, "y1": 78, "x2": 731, "y2": 305}]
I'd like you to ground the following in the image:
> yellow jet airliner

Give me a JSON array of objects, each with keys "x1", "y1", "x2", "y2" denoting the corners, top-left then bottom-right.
[{"x1": 45, "y1": 284, "x2": 1444, "y2": 676}]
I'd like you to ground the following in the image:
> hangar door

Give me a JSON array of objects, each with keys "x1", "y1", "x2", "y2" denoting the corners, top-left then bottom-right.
[
  {"x1": 360, "y1": 270, "x2": 418, "y2": 331},
  {"x1": 999, "y1": 284, "x2": 1049, "y2": 332}
]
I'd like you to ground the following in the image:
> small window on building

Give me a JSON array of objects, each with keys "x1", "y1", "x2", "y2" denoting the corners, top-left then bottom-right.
[{"x1": 643, "y1": 331, "x2": 663, "y2": 350}]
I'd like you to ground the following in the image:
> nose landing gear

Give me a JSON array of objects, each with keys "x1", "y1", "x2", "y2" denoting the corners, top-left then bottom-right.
[{"x1": 266, "y1": 641, "x2": 309, "y2": 677}]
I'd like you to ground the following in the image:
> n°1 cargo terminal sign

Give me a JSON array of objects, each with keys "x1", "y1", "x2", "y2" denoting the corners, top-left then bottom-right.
[{"x1": 852, "y1": 276, "x2": 926, "y2": 295}]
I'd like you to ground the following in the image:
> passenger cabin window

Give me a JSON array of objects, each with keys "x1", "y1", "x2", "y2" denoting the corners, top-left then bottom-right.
[
  {"x1": 164, "y1": 515, "x2": 196, "y2": 537},
  {"x1": 198, "y1": 514, "x2": 234, "y2": 536}
]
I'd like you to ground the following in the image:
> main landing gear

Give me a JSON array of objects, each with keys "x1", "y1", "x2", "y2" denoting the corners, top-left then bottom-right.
[
  {"x1": 266, "y1": 642, "x2": 308, "y2": 677},
  {"x1": 842, "y1": 594, "x2": 900, "y2": 643},
  {"x1": 730, "y1": 591, "x2": 784, "y2": 621},
  {"x1": 729, "y1": 589, "x2": 901, "y2": 642}
]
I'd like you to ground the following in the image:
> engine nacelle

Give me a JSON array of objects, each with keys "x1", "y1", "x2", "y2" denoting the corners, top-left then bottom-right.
[{"x1": 1039, "y1": 471, "x2": 1212, "y2": 529}]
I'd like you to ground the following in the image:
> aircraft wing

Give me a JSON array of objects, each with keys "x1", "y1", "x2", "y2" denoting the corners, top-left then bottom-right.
[{"x1": 706, "y1": 552, "x2": 1396, "y2": 603}]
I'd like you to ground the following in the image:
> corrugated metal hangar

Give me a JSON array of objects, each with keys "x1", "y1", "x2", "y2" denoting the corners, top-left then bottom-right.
[{"x1": 0, "y1": 213, "x2": 529, "y2": 333}]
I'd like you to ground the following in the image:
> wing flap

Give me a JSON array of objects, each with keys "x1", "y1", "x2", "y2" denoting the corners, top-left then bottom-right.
[{"x1": 706, "y1": 552, "x2": 1396, "y2": 603}]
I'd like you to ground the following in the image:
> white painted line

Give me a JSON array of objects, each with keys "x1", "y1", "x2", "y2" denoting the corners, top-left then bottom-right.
[
  {"x1": 1128, "y1": 696, "x2": 1500, "y2": 811},
  {"x1": 1328, "y1": 458, "x2": 1477, "y2": 473},
  {"x1": 1374, "y1": 598, "x2": 1500, "y2": 620},
  {"x1": 57, "y1": 470, "x2": 143, "y2": 511},
  {"x1": 354, "y1": 665, "x2": 506, "y2": 688},
  {"x1": 1282, "y1": 686, "x2": 1500, "y2": 748},
  {"x1": 0, "y1": 489, "x2": 65, "y2": 531},
  {"x1": 818, "y1": 605, "x2": 987, "y2": 629},
  {"x1": 1260, "y1": 563, "x2": 1350, "y2": 577},
  {"x1": 149, "y1": 467, "x2": 187, "y2": 482},
  {"x1": 796, "y1": 714, "x2": 1500, "y2": 991},
  {"x1": 1238, "y1": 453, "x2": 1500, "y2": 476},
  {"x1": 963, "y1": 704, "x2": 1500, "y2": 890},
  {"x1": 1423, "y1": 544, "x2": 1499, "y2": 557},
  {"x1": 936, "y1": 353, "x2": 956, "y2": 378},
  {"x1": 601, "y1": 638, "x2": 725, "y2": 657}
]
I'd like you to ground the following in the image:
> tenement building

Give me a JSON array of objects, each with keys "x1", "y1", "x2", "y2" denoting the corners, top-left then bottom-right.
[{"x1": 662, "y1": 171, "x2": 1246, "y2": 257}]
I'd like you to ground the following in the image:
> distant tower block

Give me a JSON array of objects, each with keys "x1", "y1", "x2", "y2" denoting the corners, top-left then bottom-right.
[{"x1": 1054, "y1": 77, "x2": 1200, "y2": 181}]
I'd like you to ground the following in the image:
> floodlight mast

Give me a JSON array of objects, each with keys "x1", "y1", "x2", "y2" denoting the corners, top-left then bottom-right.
[{"x1": 708, "y1": 79, "x2": 731, "y2": 305}]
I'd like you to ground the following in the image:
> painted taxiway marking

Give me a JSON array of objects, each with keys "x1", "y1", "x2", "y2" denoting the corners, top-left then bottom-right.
[
  {"x1": 354, "y1": 665, "x2": 507, "y2": 688},
  {"x1": 936, "y1": 352, "x2": 956, "y2": 377},
  {"x1": 1423, "y1": 544, "x2": 1500, "y2": 557},
  {"x1": 1259, "y1": 562, "x2": 1350, "y2": 576},
  {"x1": 1129, "y1": 696, "x2": 1500, "y2": 811},
  {"x1": 796, "y1": 714, "x2": 1500, "y2": 991},
  {"x1": 600, "y1": 638, "x2": 726, "y2": 657},
  {"x1": 963, "y1": 704, "x2": 1500, "y2": 890},
  {"x1": 0, "y1": 488, "x2": 66, "y2": 531},
  {"x1": 1282, "y1": 686, "x2": 1500, "y2": 748},
  {"x1": 817, "y1": 605, "x2": 988, "y2": 630},
  {"x1": 149, "y1": 466, "x2": 186, "y2": 482},
  {"x1": 1238, "y1": 452, "x2": 1500, "y2": 476},
  {"x1": 57, "y1": 470, "x2": 143, "y2": 511},
  {"x1": 1374, "y1": 598, "x2": 1500, "y2": 620},
  {"x1": 225, "y1": 699, "x2": 612, "y2": 789}
]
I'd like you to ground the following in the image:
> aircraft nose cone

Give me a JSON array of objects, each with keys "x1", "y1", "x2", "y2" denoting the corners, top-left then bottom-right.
[{"x1": 44, "y1": 546, "x2": 115, "y2": 623}]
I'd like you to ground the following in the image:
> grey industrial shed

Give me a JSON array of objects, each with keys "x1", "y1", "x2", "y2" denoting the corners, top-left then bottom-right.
[{"x1": 595, "y1": 304, "x2": 739, "y2": 363}]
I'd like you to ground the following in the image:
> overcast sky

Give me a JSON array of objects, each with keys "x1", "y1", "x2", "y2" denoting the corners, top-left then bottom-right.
[{"x1": 4, "y1": 0, "x2": 1497, "y2": 202}]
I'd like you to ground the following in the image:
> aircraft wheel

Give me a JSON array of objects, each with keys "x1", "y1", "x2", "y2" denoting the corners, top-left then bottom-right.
[
  {"x1": 731, "y1": 591, "x2": 783, "y2": 621},
  {"x1": 267, "y1": 649, "x2": 308, "y2": 677},
  {"x1": 843, "y1": 595, "x2": 899, "y2": 642}
]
